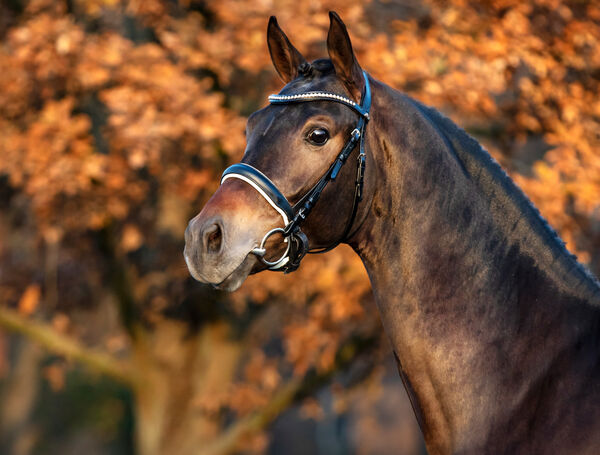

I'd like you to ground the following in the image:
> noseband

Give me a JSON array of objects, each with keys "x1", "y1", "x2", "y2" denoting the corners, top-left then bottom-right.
[{"x1": 220, "y1": 71, "x2": 371, "y2": 273}]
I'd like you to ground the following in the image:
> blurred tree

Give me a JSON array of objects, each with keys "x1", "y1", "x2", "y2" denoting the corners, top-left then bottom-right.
[{"x1": 0, "y1": 0, "x2": 598, "y2": 454}]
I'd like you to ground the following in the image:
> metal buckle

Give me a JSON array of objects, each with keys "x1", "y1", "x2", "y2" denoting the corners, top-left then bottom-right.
[{"x1": 356, "y1": 152, "x2": 366, "y2": 201}]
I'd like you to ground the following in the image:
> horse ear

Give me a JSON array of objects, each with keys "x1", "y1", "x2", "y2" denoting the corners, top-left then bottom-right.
[
  {"x1": 267, "y1": 16, "x2": 307, "y2": 83},
  {"x1": 327, "y1": 11, "x2": 364, "y2": 99}
]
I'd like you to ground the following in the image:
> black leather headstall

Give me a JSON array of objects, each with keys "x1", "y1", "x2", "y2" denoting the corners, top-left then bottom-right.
[{"x1": 220, "y1": 70, "x2": 372, "y2": 273}]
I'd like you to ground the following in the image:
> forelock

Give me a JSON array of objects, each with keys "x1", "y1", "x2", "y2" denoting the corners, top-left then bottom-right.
[{"x1": 310, "y1": 59, "x2": 335, "y2": 76}]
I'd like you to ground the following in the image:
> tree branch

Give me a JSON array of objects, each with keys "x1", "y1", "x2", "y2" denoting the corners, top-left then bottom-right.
[
  {"x1": 199, "y1": 334, "x2": 377, "y2": 455},
  {"x1": 0, "y1": 305, "x2": 138, "y2": 387}
]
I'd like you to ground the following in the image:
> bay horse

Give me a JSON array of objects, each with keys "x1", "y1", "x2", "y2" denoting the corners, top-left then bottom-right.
[{"x1": 184, "y1": 12, "x2": 600, "y2": 454}]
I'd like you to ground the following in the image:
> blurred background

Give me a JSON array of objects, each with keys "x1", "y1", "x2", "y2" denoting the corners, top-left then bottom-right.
[{"x1": 0, "y1": 0, "x2": 598, "y2": 454}]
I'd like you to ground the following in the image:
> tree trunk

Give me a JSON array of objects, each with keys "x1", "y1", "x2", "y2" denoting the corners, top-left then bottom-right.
[{"x1": 133, "y1": 320, "x2": 242, "y2": 455}]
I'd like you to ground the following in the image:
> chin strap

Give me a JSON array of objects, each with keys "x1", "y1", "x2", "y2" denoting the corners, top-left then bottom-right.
[{"x1": 220, "y1": 71, "x2": 371, "y2": 273}]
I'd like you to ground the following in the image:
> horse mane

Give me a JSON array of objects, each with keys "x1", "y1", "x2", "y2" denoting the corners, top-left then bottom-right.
[{"x1": 408, "y1": 98, "x2": 600, "y2": 303}]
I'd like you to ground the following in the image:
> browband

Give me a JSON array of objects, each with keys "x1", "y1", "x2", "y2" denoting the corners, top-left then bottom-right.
[
  {"x1": 220, "y1": 70, "x2": 371, "y2": 272},
  {"x1": 268, "y1": 92, "x2": 370, "y2": 119}
]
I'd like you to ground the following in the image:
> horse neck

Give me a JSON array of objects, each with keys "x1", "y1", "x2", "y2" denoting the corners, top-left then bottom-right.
[{"x1": 351, "y1": 80, "x2": 600, "y2": 453}]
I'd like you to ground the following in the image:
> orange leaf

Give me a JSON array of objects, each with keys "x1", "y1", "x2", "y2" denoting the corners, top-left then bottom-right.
[{"x1": 18, "y1": 284, "x2": 41, "y2": 316}]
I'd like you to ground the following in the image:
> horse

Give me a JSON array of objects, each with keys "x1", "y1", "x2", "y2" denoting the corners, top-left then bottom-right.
[{"x1": 184, "y1": 12, "x2": 600, "y2": 454}]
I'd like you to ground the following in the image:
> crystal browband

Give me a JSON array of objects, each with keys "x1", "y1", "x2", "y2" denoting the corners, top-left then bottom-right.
[{"x1": 268, "y1": 92, "x2": 370, "y2": 119}]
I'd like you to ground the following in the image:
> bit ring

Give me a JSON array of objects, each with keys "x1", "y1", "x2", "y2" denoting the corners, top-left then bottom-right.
[{"x1": 251, "y1": 228, "x2": 290, "y2": 267}]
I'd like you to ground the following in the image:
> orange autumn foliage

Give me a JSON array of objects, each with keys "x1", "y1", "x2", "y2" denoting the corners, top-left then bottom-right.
[{"x1": 0, "y1": 0, "x2": 598, "y2": 448}]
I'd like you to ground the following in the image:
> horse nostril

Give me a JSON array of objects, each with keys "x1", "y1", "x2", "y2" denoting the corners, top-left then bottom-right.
[{"x1": 204, "y1": 223, "x2": 223, "y2": 254}]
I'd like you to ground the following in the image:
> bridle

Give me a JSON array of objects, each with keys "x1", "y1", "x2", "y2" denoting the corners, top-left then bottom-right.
[{"x1": 220, "y1": 70, "x2": 371, "y2": 273}]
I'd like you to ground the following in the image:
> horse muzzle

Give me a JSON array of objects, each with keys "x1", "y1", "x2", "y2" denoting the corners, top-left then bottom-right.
[{"x1": 183, "y1": 179, "x2": 287, "y2": 291}]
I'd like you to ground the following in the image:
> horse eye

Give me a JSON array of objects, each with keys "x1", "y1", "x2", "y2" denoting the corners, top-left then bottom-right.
[{"x1": 307, "y1": 128, "x2": 329, "y2": 145}]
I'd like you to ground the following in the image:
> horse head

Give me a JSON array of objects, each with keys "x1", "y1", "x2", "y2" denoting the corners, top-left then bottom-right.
[{"x1": 184, "y1": 12, "x2": 375, "y2": 291}]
